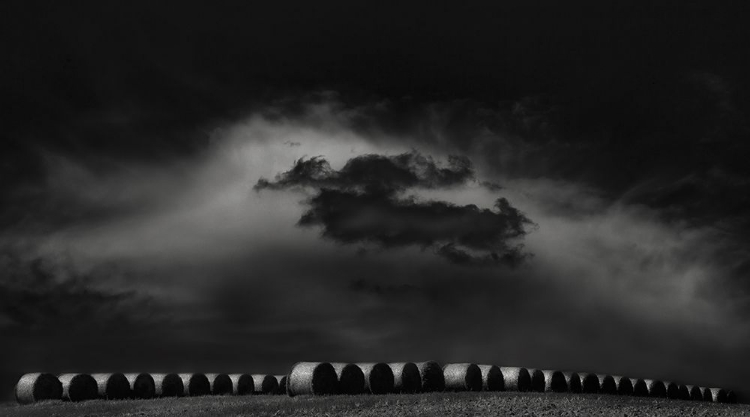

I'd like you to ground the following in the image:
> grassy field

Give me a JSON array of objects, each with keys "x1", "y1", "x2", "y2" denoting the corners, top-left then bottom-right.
[{"x1": 1, "y1": 392, "x2": 748, "y2": 417}]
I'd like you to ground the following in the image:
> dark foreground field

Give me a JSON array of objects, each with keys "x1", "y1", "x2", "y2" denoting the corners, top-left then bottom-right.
[{"x1": 2, "y1": 392, "x2": 748, "y2": 417}]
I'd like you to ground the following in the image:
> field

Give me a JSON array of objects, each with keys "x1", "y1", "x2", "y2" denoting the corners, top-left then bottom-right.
[{"x1": 1, "y1": 392, "x2": 748, "y2": 417}]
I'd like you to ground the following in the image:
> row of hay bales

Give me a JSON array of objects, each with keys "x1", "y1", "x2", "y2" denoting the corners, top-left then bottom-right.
[
  {"x1": 286, "y1": 362, "x2": 737, "y2": 403},
  {"x1": 524, "y1": 368, "x2": 737, "y2": 403},
  {"x1": 15, "y1": 372, "x2": 289, "y2": 404},
  {"x1": 16, "y1": 363, "x2": 737, "y2": 404}
]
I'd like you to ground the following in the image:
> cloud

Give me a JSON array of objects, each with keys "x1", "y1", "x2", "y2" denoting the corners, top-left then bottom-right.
[
  {"x1": 255, "y1": 151, "x2": 475, "y2": 194},
  {"x1": 348, "y1": 278, "x2": 419, "y2": 297},
  {"x1": 0, "y1": 249, "x2": 161, "y2": 334},
  {"x1": 256, "y1": 152, "x2": 534, "y2": 266}
]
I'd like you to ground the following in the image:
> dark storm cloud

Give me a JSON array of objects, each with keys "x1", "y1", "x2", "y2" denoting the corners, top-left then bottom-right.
[
  {"x1": 348, "y1": 278, "x2": 419, "y2": 297},
  {"x1": 299, "y1": 190, "x2": 532, "y2": 266},
  {"x1": 0, "y1": 250, "x2": 159, "y2": 332},
  {"x1": 4, "y1": 1, "x2": 748, "y2": 170},
  {"x1": 255, "y1": 152, "x2": 474, "y2": 193},
  {"x1": 256, "y1": 153, "x2": 534, "y2": 266},
  {"x1": 3, "y1": 0, "x2": 750, "y2": 238}
]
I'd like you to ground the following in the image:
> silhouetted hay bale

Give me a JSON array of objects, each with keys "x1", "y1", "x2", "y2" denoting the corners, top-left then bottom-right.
[
  {"x1": 542, "y1": 370, "x2": 567, "y2": 393},
  {"x1": 206, "y1": 374, "x2": 233, "y2": 395},
  {"x1": 645, "y1": 379, "x2": 667, "y2": 397},
  {"x1": 687, "y1": 385, "x2": 703, "y2": 401},
  {"x1": 91, "y1": 373, "x2": 131, "y2": 399},
  {"x1": 124, "y1": 373, "x2": 155, "y2": 399},
  {"x1": 274, "y1": 375, "x2": 288, "y2": 395},
  {"x1": 500, "y1": 367, "x2": 531, "y2": 392},
  {"x1": 287, "y1": 362, "x2": 338, "y2": 396},
  {"x1": 357, "y1": 363, "x2": 395, "y2": 394},
  {"x1": 389, "y1": 362, "x2": 421, "y2": 393},
  {"x1": 666, "y1": 382, "x2": 680, "y2": 399},
  {"x1": 677, "y1": 384, "x2": 690, "y2": 400},
  {"x1": 331, "y1": 363, "x2": 365, "y2": 395},
  {"x1": 581, "y1": 373, "x2": 600, "y2": 394},
  {"x1": 702, "y1": 387, "x2": 713, "y2": 401},
  {"x1": 477, "y1": 365, "x2": 504, "y2": 391},
  {"x1": 15, "y1": 373, "x2": 62, "y2": 404},
  {"x1": 443, "y1": 363, "x2": 482, "y2": 392},
  {"x1": 416, "y1": 361, "x2": 445, "y2": 392},
  {"x1": 598, "y1": 374, "x2": 617, "y2": 395},
  {"x1": 563, "y1": 372, "x2": 581, "y2": 393},
  {"x1": 727, "y1": 390, "x2": 737, "y2": 404},
  {"x1": 252, "y1": 374, "x2": 278, "y2": 394},
  {"x1": 632, "y1": 378, "x2": 648, "y2": 396},
  {"x1": 612, "y1": 376, "x2": 633, "y2": 395},
  {"x1": 228, "y1": 374, "x2": 253, "y2": 395},
  {"x1": 708, "y1": 387, "x2": 728, "y2": 403},
  {"x1": 152, "y1": 373, "x2": 183, "y2": 397},
  {"x1": 179, "y1": 373, "x2": 210, "y2": 396},
  {"x1": 529, "y1": 369, "x2": 544, "y2": 392},
  {"x1": 58, "y1": 374, "x2": 98, "y2": 402}
]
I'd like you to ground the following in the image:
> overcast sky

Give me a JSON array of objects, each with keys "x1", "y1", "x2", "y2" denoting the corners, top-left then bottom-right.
[{"x1": 2, "y1": 1, "x2": 750, "y2": 401}]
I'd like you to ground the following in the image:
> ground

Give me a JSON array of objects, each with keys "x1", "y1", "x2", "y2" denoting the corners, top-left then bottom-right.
[{"x1": 1, "y1": 392, "x2": 748, "y2": 417}]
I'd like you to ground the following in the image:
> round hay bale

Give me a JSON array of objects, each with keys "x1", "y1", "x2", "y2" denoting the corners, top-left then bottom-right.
[
  {"x1": 91, "y1": 373, "x2": 131, "y2": 399},
  {"x1": 228, "y1": 374, "x2": 253, "y2": 395},
  {"x1": 645, "y1": 379, "x2": 666, "y2": 397},
  {"x1": 563, "y1": 372, "x2": 581, "y2": 393},
  {"x1": 529, "y1": 369, "x2": 544, "y2": 392},
  {"x1": 357, "y1": 363, "x2": 395, "y2": 394},
  {"x1": 15, "y1": 373, "x2": 62, "y2": 404},
  {"x1": 613, "y1": 376, "x2": 633, "y2": 395},
  {"x1": 389, "y1": 362, "x2": 421, "y2": 393},
  {"x1": 124, "y1": 373, "x2": 155, "y2": 399},
  {"x1": 287, "y1": 362, "x2": 338, "y2": 396},
  {"x1": 727, "y1": 390, "x2": 737, "y2": 404},
  {"x1": 206, "y1": 373, "x2": 233, "y2": 395},
  {"x1": 666, "y1": 382, "x2": 680, "y2": 399},
  {"x1": 477, "y1": 365, "x2": 504, "y2": 391},
  {"x1": 416, "y1": 361, "x2": 445, "y2": 392},
  {"x1": 687, "y1": 385, "x2": 703, "y2": 401},
  {"x1": 677, "y1": 384, "x2": 690, "y2": 400},
  {"x1": 152, "y1": 373, "x2": 183, "y2": 397},
  {"x1": 274, "y1": 375, "x2": 288, "y2": 395},
  {"x1": 252, "y1": 374, "x2": 279, "y2": 394},
  {"x1": 707, "y1": 387, "x2": 728, "y2": 403},
  {"x1": 443, "y1": 363, "x2": 482, "y2": 392},
  {"x1": 542, "y1": 370, "x2": 567, "y2": 393},
  {"x1": 632, "y1": 378, "x2": 648, "y2": 396},
  {"x1": 179, "y1": 373, "x2": 210, "y2": 396},
  {"x1": 500, "y1": 367, "x2": 531, "y2": 392},
  {"x1": 598, "y1": 374, "x2": 617, "y2": 395},
  {"x1": 581, "y1": 373, "x2": 600, "y2": 394},
  {"x1": 331, "y1": 363, "x2": 365, "y2": 395},
  {"x1": 701, "y1": 387, "x2": 713, "y2": 401},
  {"x1": 58, "y1": 373, "x2": 98, "y2": 402}
]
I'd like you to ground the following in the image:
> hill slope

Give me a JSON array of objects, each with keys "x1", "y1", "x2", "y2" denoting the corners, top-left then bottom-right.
[{"x1": 2, "y1": 392, "x2": 747, "y2": 417}]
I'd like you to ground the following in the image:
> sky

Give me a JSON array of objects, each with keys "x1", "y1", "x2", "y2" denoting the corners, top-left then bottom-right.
[{"x1": 2, "y1": 0, "x2": 750, "y2": 401}]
